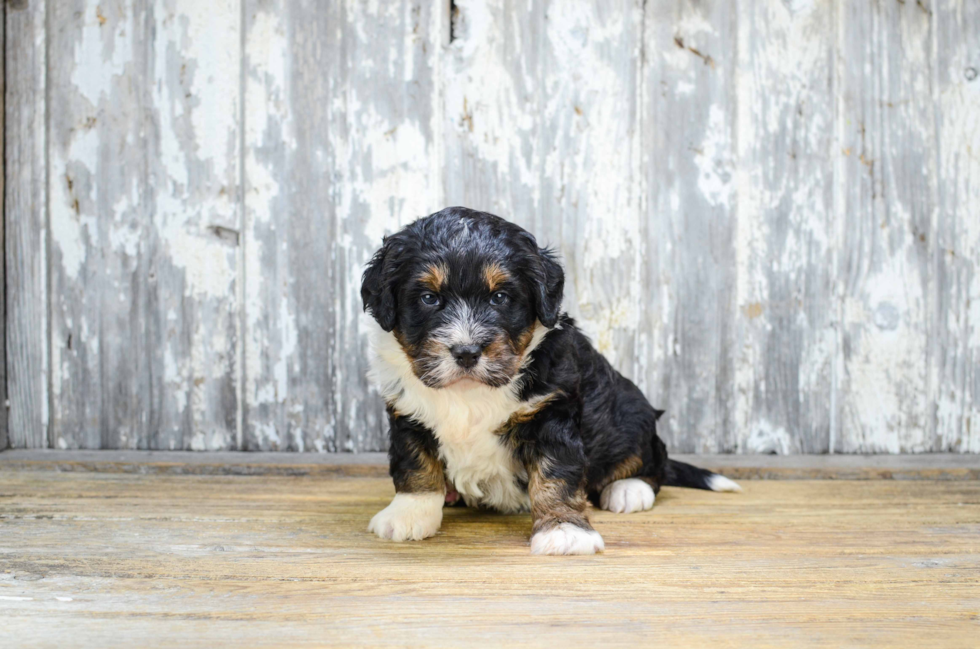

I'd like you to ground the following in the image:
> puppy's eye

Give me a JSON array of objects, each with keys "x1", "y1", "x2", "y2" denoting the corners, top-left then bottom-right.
[
  {"x1": 489, "y1": 291, "x2": 509, "y2": 306},
  {"x1": 420, "y1": 293, "x2": 441, "y2": 307}
]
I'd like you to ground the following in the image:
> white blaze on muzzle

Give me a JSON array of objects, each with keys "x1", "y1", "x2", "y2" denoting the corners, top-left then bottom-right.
[
  {"x1": 418, "y1": 299, "x2": 503, "y2": 387},
  {"x1": 432, "y1": 300, "x2": 492, "y2": 350}
]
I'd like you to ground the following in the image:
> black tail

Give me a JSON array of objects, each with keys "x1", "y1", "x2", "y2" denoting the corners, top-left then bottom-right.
[{"x1": 663, "y1": 459, "x2": 742, "y2": 492}]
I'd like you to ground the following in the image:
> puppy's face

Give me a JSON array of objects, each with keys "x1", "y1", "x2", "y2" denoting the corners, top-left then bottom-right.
[{"x1": 362, "y1": 208, "x2": 564, "y2": 389}]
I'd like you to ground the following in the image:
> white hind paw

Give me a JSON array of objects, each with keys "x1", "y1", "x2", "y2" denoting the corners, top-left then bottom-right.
[
  {"x1": 600, "y1": 478, "x2": 656, "y2": 513},
  {"x1": 530, "y1": 523, "x2": 605, "y2": 555}
]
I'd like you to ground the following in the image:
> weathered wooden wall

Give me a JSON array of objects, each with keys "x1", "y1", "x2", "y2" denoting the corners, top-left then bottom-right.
[
  {"x1": 4, "y1": 0, "x2": 979, "y2": 453},
  {"x1": 0, "y1": 0, "x2": 5, "y2": 451}
]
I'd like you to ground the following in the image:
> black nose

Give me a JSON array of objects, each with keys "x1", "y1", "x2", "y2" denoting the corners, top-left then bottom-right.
[{"x1": 450, "y1": 344, "x2": 482, "y2": 369}]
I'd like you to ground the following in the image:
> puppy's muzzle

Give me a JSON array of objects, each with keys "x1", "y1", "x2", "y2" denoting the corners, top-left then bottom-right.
[{"x1": 450, "y1": 343, "x2": 483, "y2": 370}]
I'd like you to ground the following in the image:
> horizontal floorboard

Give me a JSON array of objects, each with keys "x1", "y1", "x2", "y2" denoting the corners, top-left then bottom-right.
[{"x1": 0, "y1": 471, "x2": 978, "y2": 647}]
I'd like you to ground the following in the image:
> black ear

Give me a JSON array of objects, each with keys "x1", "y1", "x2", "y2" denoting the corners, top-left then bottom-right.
[
  {"x1": 361, "y1": 238, "x2": 398, "y2": 332},
  {"x1": 530, "y1": 246, "x2": 565, "y2": 328}
]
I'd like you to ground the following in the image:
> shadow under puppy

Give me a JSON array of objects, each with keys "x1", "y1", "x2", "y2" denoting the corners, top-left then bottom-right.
[{"x1": 361, "y1": 207, "x2": 740, "y2": 555}]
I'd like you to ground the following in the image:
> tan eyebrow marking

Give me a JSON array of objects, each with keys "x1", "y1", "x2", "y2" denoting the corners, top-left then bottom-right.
[
  {"x1": 483, "y1": 262, "x2": 510, "y2": 292},
  {"x1": 418, "y1": 263, "x2": 448, "y2": 292}
]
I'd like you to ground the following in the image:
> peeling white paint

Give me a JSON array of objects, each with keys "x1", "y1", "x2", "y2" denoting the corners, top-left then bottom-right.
[
  {"x1": 745, "y1": 420, "x2": 797, "y2": 455},
  {"x1": 352, "y1": 111, "x2": 433, "y2": 247},
  {"x1": 935, "y1": 10, "x2": 980, "y2": 452},
  {"x1": 29, "y1": 0, "x2": 980, "y2": 455},
  {"x1": 50, "y1": 146, "x2": 98, "y2": 281},
  {"x1": 695, "y1": 104, "x2": 734, "y2": 209},
  {"x1": 71, "y1": 5, "x2": 132, "y2": 106},
  {"x1": 243, "y1": 2, "x2": 292, "y2": 446}
]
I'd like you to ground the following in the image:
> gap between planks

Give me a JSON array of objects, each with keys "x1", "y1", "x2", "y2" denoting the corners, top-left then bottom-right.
[{"x1": 0, "y1": 450, "x2": 976, "y2": 480}]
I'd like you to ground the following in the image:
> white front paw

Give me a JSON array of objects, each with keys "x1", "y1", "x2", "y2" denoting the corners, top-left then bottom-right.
[
  {"x1": 368, "y1": 492, "x2": 444, "y2": 541},
  {"x1": 530, "y1": 523, "x2": 605, "y2": 555},
  {"x1": 600, "y1": 478, "x2": 656, "y2": 513}
]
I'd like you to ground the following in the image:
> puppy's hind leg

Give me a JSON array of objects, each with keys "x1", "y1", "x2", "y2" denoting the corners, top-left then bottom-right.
[
  {"x1": 599, "y1": 478, "x2": 656, "y2": 513},
  {"x1": 590, "y1": 452, "x2": 660, "y2": 514}
]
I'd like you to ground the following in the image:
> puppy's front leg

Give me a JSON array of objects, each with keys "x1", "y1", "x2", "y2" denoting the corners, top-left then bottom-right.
[
  {"x1": 523, "y1": 419, "x2": 604, "y2": 556},
  {"x1": 369, "y1": 409, "x2": 445, "y2": 542}
]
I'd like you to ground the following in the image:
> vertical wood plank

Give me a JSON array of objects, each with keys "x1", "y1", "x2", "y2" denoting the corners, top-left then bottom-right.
[
  {"x1": 46, "y1": 1, "x2": 242, "y2": 449},
  {"x1": 442, "y1": 0, "x2": 545, "y2": 230},
  {"x1": 637, "y1": 0, "x2": 738, "y2": 452},
  {"x1": 0, "y1": 0, "x2": 6, "y2": 451},
  {"x1": 837, "y1": 0, "x2": 937, "y2": 452},
  {"x1": 243, "y1": 0, "x2": 442, "y2": 451},
  {"x1": 933, "y1": 0, "x2": 980, "y2": 452},
  {"x1": 732, "y1": 0, "x2": 837, "y2": 453},
  {"x1": 147, "y1": 0, "x2": 242, "y2": 450},
  {"x1": 48, "y1": 0, "x2": 146, "y2": 449},
  {"x1": 5, "y1": 0, "x2": 48, "y2": 448},
  {"x1": 444, "y1": 0, "x2": 643, "y2": 377}
]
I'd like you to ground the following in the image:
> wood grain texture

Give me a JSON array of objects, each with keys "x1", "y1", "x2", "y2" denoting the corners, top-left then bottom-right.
[
  {"x1": 934, "y1": 0, "x2": 980, "y2": 452},
  {"x1": 732, "y1": 0, "x2": 836, "y2": 454},
  {"x1": 1, "y1": 471, "x2": 978, "y2": 647},
  {"x1": 5, "y1": 0, "x2": 47, "y2": 448},
  {"x1": 8, "y1": 1, "x2": 980, "y2": 453},
  {"x1": 242, "y1": 0, "x2": 442, "y2": 452},
  {"x1": 46, "y1": 1, "x2": 242, "y2": 450},
  {"x1": 638, "y1": 0, "x2": 738, "y2": 453},
  {"x1": 837, "y1": 0, "x2": 938, "y2": 452},
  {"x1": 0, "y1": 0, "x2": 6, "y2": 451},
  {"x1": 444, "y1": 0, "x2": 643, "y2": 376}
]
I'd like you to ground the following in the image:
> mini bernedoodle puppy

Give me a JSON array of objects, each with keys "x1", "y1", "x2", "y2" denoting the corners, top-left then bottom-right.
[{"x1": 361, "y1": 206, "x2": 740, "y2": 555}]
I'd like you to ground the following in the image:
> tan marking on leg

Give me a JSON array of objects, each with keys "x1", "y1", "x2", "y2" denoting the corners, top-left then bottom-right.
[
  {"x1": 398, "y1": 438, "x2": 446, "y2": 494},
  {"x1": 528, "y1": 459, "x2": 592, "y2": 535},
  {"x1": 594, "y1": 455, "x2": 644, "y2": 493}
]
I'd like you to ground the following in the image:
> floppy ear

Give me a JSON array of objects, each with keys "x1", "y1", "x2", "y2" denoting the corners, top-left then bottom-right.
[
  {"x1": 361, "y1": 237, "x2": 399, "y2": 332},
  {"x1": 529, "y1": 246, "x2": 565, "y2": 328}
]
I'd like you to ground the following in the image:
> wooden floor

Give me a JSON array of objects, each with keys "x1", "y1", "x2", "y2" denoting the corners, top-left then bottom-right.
[{"x1": 1, "y1": 469, "x2": 978, "y2": 648}]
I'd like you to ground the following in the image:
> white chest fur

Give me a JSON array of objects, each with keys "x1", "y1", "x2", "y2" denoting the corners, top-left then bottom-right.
[{"x1": 367, "y1": 321, "x2": 550, "y2": 513}]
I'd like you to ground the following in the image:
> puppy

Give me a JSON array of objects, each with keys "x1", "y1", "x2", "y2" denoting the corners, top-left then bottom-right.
[{"x1": 361, "y1": 207, "x2": 740, "y2": 555}]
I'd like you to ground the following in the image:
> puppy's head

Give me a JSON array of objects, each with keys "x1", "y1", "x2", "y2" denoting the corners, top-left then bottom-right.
[{"x1": 362, "y1": 207, "x2": 563, "y2": 389}]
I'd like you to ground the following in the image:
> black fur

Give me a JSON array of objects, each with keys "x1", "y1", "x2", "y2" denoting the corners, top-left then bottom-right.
[{"x1": 363, "y1": 207, "x2": 732, "y2": 525}]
